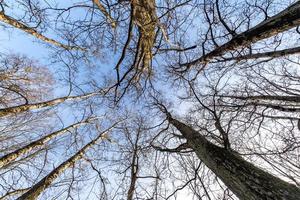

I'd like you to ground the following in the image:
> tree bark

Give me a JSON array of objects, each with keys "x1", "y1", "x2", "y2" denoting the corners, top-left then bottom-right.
[
  {"x1": 131, "y1": 0, "x2": 157, "y2": 70},
  {"x1": 218, "y1": 46, "x2": 300, "y2": 62},
  {"x1": 0, "y1": 12, "x2": 83, "y2": 50},
  {"x1": 182, "y1": 1, "x2": 300, "y2": 68},
  {"x1": 0, "y1": 92, "x2": 98, "y2": 117},
  {"x1": 167, "y1": 115, "x2": 300, "y2": 200},
  {"x1": 219, "y1": 95, "x2": 300, "y2": 102}
]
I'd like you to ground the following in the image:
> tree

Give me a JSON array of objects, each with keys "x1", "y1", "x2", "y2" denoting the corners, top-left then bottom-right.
[
  {"x1": 157, "y1": 103, "x2": 300, "y2": 199},
  {"x1": 1, "y1": 0, "x2": 300, "y2": 199},
  {"x1": 17, "y1": 121, "x2": 119, "y2": 200}
]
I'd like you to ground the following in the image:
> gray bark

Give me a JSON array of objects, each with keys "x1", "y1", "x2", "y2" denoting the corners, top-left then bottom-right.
[
  {"x1": 167, "y1": 115, "x2": 300, "y2": 200},
  {"x1": 0, "y1": 92, "x2": 99, "y2": 117}
]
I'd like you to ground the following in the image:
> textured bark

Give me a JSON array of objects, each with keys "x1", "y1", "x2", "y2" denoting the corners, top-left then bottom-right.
[
  {"x1": 131, "y1": 0, "x2": 157, "y2": 73},
  {"x1": 0, "y1": 188, "x2": 29, "y2": 200},
  {"x1": 0, "y1": 119, "x2": 91, "y2": 168},
  {"x1": 17, "y1": 124, "x2": 116, "y2": 200},
  {"x1": 0, "y1": 92, "x2": 98, "y2": 117},
  {"x1": 183, "y1": 1, "x2": 300, "y2": 67},
  {"x1": 0, "y1": 12, "x2": 83, "y2": 50},
  {"x1": 220, "y1": 95, "x2": 300, "y2": 102},
  {"x1": 167, "y1": 116, "x2": 300, "y2": 200}
]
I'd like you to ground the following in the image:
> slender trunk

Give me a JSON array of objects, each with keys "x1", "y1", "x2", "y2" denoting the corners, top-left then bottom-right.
[
  {"x1": 17, "y1": 123, "x2": 117, "y2": 200},
  {"x1": 0, "y1": 92, "x2": 98, "y2": 117},
  {"x1": 220, "y1": 95, "x2": 300, "y2": 102},
  {"x1": 246, "y1": 102, "x2": 300, "y2": 113},
  {"x1": 0, "y1": 119, "x2": 92, "y2": 168},
  {"x1": 167, "y1": 116, "x2": 300, "y2": 200},
  {"x1": 0, "y1": 12, "x2": 83, "y2": 50},
  {"x1": 132, "y1": 0, "x2": 157, "y2": 70},
  {"x1": 127, "y1": 153, "x2": 138, "y2": 200},
  {"x1": 127, "y1": 133, "x2": 140, "y2": 200},
  {"x1": 218, "y1": 46, "x2": 300, "y2": 62},
  {"x1": 183, "y1": 1, "x2": 300, "y2": 67}
]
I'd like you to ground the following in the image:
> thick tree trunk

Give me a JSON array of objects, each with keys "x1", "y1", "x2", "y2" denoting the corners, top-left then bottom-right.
[
  {"x1": 0, "y1": 12, "x2": 83, "y2": 50},
  {"x1": 183, "y1": 1, "x2": 300, "y2": 67},
  {"x1": 132, "y1": 0, "x2": 157, "y2": 71},
  {"x1": 167, "y1": 116, "x2": 300, "y2": 200},
  {"x1": 0, "y1": 92, "x2": 98, "y2": 117},
  {"x1": 0, "y1": 119, "x2": 92, "y2": 168},
  {"x1": 16, "y1": 123, "x2": 116, "y2": 200}
]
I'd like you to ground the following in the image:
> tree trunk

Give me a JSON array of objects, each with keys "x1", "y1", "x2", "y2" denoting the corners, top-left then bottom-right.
[
  {"x1": 219, "y1": 95, "x2": 300, "y2": 102},
  {"x1": 0, "y1": 188, "x2": 29, "y2": 200},
  {"x1": 0, "y1": 12, "x2": 83, "y2": 50},
  {"x1": 127, "y1": 132, "x2": 140, "y2": 200},
  {"x1": 132, "y1": 0, "x2": 157, "y2": 70},
  {"x1": 218, "y1": 46, "x2": 300, "y2": 62},
  {"x1": 183, "y1": 1, "x2": 300, "y2": 67},
  {"x1": 167, "y1": 116, "x2": 300, "y2": 200},
  {"x1": 0, "y1": 92, "x2": 98, "y2": 117},
  {"x1": 0, "y1": 119, "x2": 93, "y2": 168}
]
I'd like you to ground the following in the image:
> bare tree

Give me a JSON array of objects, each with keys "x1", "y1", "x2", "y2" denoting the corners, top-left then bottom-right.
[
  {"x1": 1, "y1": 0, "x2": 300, "y2": 199},
  {"x1": 17, "y1": 121, "x2": 119, "y2": 200},
  {"x1": 156, "y1": 102, "x2": 300, "y2": 199}
]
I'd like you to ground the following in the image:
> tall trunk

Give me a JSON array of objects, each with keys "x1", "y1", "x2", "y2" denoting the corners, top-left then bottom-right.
[
  {"x1": 167, "y1": 116, "x2": 300, "y2": 200},
  {"x1": 0, "y1": 119, "x2": 92, "y2": 168},
  {"x1": 132, "y1": 0, "x2": 157, "y2": 71},
  {"x1": 0, "y1": 12, "x2": 83, "y2": 50},
  {"x1": 127, "y1": 152, "x2": 138, "y2": 200},
  {"x1": 127, "y1": 131, "x2": 140, "y2": 200},
  {"x1": 16, "y1": 123, "x2": 117, "y2": 200},
  {"x1": 183, "y1": 1, "x2": 300, "y2": 67},
  {"x1": 218, "y1": 46, "x2": 300, "y2": 62},
  {"x1": 220, "y1": 95, "x2": 300, "y2": 102},
  {"x1": 0, "y1": 92, "x2": 98, "y2": 117}
]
